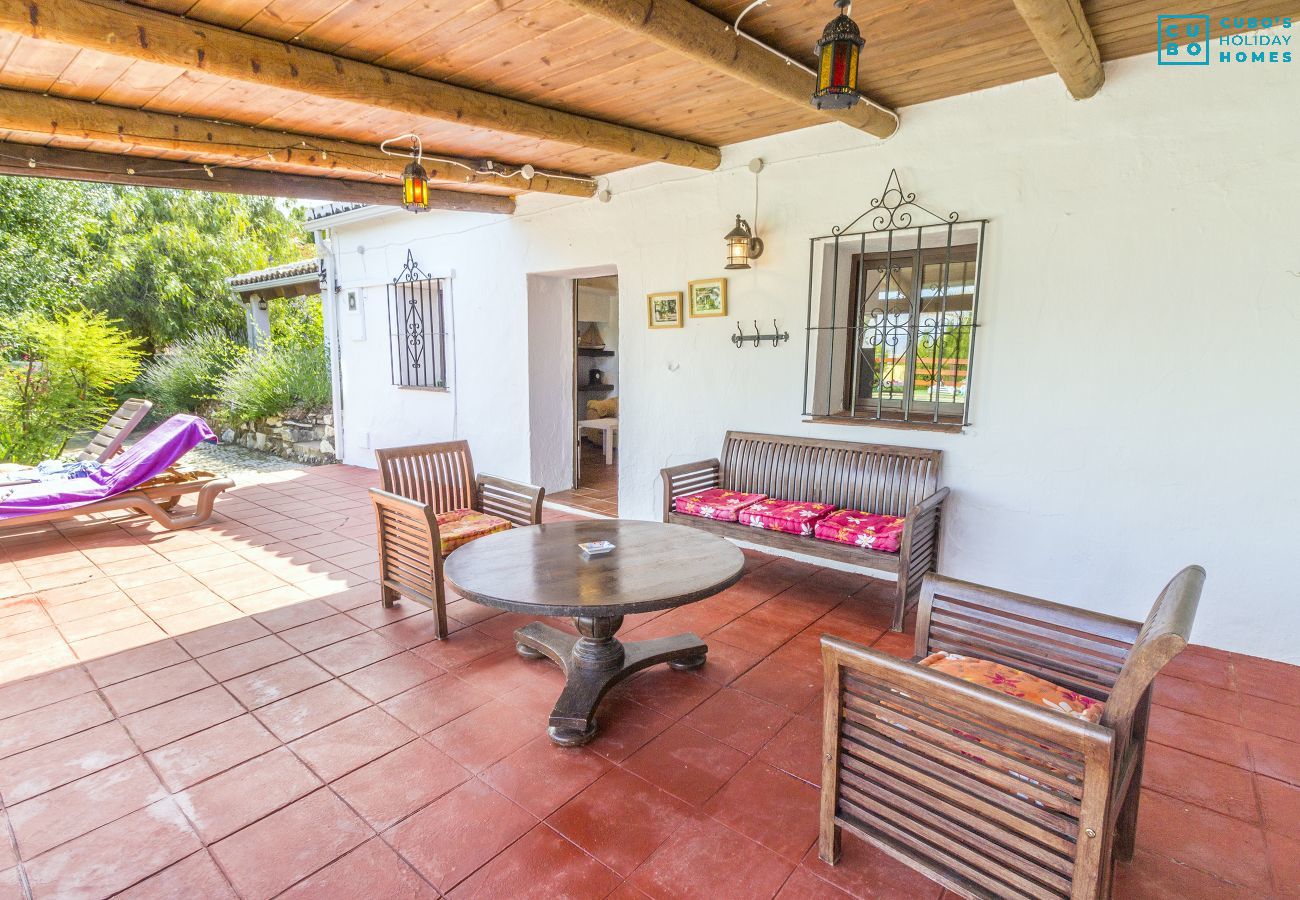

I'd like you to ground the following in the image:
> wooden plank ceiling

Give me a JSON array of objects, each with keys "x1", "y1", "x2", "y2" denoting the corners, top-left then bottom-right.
[{"x1": 0, "y1": 0, "x2": 1292, "y2": 208}]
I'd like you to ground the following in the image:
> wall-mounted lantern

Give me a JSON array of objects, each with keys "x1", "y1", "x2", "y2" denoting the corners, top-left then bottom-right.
[
  {"x1": 724, "y1": 215, "x2": 764, "y2": 270},
  {"x1": 401, "y1": 159, "x2": 430, "y2": 212},
  {"x1": 812, "y1": 0, "x2": 864, "y2": 110}
]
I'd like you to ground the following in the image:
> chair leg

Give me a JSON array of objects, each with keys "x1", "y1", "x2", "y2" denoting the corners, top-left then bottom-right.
[
  {"x1": 890, "y1": 585, "x2": 908, "y2": 633},
  {"x1": 1115, "y1": 756, "x2": 1144, "y2": 861},
  {"x1": 818, "y1": 821, "x2": 842, "y2": 865},
  {"x1": 381, "y1": 584, "x2": 399, "y2": 608},
  {"x1": 431, "y1": 579, "x2": 449, "y2": 640}
]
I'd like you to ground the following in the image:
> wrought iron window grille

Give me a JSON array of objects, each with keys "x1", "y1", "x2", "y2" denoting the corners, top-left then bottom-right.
[
  {"x1": 802, "y1": 170, "x2": 987, "y2": 430},
  {"x1": 388, "y1": 250, "x2": 449, "y2": 389}
]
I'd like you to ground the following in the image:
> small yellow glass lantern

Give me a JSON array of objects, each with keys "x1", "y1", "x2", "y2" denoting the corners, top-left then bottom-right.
[
  {"x1": 812, "y1": 0, "x2": 864, "y2": 111},
  {"x1": 725, "y1": 215, "x2": 764, "y2": 270},
  {"x1": 402, "y1": 160, "x2": 430, "y2": 212}
]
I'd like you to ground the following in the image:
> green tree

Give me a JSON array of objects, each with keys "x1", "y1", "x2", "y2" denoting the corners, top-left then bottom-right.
[{"x1": 0, "y1": 308, "x2": 145, "y2": 463}]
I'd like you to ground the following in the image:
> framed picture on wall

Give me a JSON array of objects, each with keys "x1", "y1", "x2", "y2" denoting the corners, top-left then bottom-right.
[
  {"x1": 688, "y1": 278, "x2": 727, "y2": 317},
  {"x1": 647, "y1": 291, "x2": 684, "y2": 328}
]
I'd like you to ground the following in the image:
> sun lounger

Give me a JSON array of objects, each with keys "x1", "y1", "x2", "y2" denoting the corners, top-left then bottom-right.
[
  {"x1": 78, "y1": 398, "x2": 154, "y2": 463},
  {"x1": 0, "y1": 415, "x2": 233, "y2": 532}
]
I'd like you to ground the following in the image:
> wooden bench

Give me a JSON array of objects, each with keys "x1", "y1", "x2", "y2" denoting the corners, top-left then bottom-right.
[{"x1": 661, "y1": 431, "x2": 949, "y2": 631}]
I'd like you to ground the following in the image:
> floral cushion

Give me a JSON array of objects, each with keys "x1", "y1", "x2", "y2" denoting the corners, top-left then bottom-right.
[
  {"x1": 919, "y1": 651, "x2": 1105, "y2": 723},
  {"x1": 435, "y1": 509, "x2": 512, "y2": 555},
  {"x1": 737, "y1": 498, "x2": 836, "y2": 536},
  {"x1": 813, "y1": 510, "x2": 906, "y2": 553},
  {"x1": 673, "y1": 488, "x2": 767, "y2": 522}
]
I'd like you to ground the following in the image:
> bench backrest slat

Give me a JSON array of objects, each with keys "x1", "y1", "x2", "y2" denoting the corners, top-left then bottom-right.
[{"x1": 719, "y1": 431, "x2": 941, "y2": 517}]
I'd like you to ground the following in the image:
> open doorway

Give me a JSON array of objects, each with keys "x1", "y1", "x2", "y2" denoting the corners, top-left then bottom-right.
[{"x1": 564, "y1": 275, "x2": 619, "y2": 516}]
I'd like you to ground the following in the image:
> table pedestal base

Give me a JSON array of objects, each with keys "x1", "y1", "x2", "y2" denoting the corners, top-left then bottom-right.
[{"x1": 514, "y1": 615, "x2": 707, "y2": 746}]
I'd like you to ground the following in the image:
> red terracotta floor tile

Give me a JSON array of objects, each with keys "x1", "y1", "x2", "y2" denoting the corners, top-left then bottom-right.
[
  {"x1": 211, "y1": 788, "x2": 371, "y2": 900},
  {"x1": 378, "y1": 608, "x2": 469, "y2": 647},
  {"x1": 1112, "y1": 848, "x2": 1264, "y2": 900},
  {"x1": 344, "y1": 597, "x2": 428, "y2": 629},
  {"x1": 289, "y1": 706, "x2": 415, "y2": 781},
  {"x1": 175, "y1": 616, "x2": 272, "y2": 657},
  {"x1": 705, "y1": 760, "x2": 821, "y2": 862},
  {"x1": 279, "y1": 838, "x2": 438, "y2": 899},
  {"x1": 8, "y1": 756, "x2": 167, "y2": 859},
  {"x1": 624, "y1": 722, "x2": 749, "y2": 807},
  {"x1": 177, "y1": 747, "x2": 321, "y2": 842},
  {"x1": 195, "y1": 634, "x2": 298, "y2": 682},
  {"x1": 681, "y1": 687, "x2": 794, "y2": 754},
  {"x1": 411, "y1": 627, "x2": 506, "y2": 669},
  {"x1": 758, "y1": 715, "x2": 823, "y2": 786},
  {"x1": 1248, "y1": 730, "x2": 1300, "y2": 786},
  {"x1": 1143, "y1": 743, "x2": 1259, "y2": 823},
  {"x1": 144, "y1": 712, "x2": 279, "y2": 791},
  {"x1": 798, "y1": 837, "x2": 945, "y2": 900},
  {"x1": 121, "y1": 684, "x2": 244, "y2": 751},
  {"x1": 83, "y1": 639, "x2": 189, "y2": 688},
  {"x1": 380, "y1": 678, "x2": 494, "y2": 734},
  {"x1": 341, "y1": 650, "x2": 444, "y2": 703},
  {"x1": 428, "y1": 697, "x2": 539, "y2": 773},
  {"x1": 384, "y1": 778, "x2": 536, "y2": 892},
  {"x1": 777, "y1": 866, "x2": 856, "y2": 898},
  {"x1": 1265, "y1": 831, "x2": 1300, "y2": 897},
  {"x1": 253, "y1": 678, "x2": 369, "y2": 742},
  {"x1": 616, "y1": 668, "x2": 720, "y2": 720},
  {"x1": 1135, "y1": 789, "x2": 1272, "y2": 891},
  {"x1": 0, "y1": 665, "x2": 94, "y2": 719},
  {"x1": 1148, "y1": 705, "x2": 1254, "y2": 769},
  {"x1": 332, "y1": 738, "x2": 470, "y2": 830},
  {"x1": 115, "y1": 850, "x2": 237, "y2": 899},
  {"x1": 1162, "y1": 647, "x2": 1236, "y2": 689},
  {"x1": 307, "y1": 629, "x2": 403, "y2": 675},
  {"x1": 1234, "y1": 653, "x2": 1300, "y2": 708},
  {"x1": 695, "y1": 640, "x2": 765, "y2": 686},
  {"x1": 101, "y1": 660, "x2": 216, "y2": 717},
  {"x1": 449, "y1": 822, "x2": 621, "y2": 899},
  {"x1": 1259, "y1": 774, "x2": 1300, "y2": 841},
  {"x1": 628, "y1": 816, "x2": 795, "y2": 900},
  {"x1": 0, "y1": 691, "x2": 113, "y2": 759},
  {"x1": 1240, "y1": 692, "x2": 1300, "y2": 742},
  {"x1": 24, "y1": 798, "x2": 202, "y2": 899},
  {"x1": 279, "y1": 612, "x2": 369, "y2": 653},
  {"x1": 252, "y1": 598, "x2": 337, "y2": 633},
  {"x1": 733, "y1": 658, "x2": 823, "y2": 714},
  {"x1": 1153, "y1": 675, "x2": 1242, "y2": 726},
  {"x1": 0, "y1": 720, "x2": 139, "y2": 803},
  {"x1": 483, "y1": 735, "x2": 611, "y2": 817},
  {"x1": 587, "y1": 695, "x2": 675, "y2": 763},
  {"x1": 224, "y1": 656, "x2": 332, "y2": 710}
]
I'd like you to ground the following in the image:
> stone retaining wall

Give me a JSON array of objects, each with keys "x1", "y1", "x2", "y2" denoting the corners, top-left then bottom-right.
[{"x1": 219, "y1": 410, "x2": 336, "y2": 464}]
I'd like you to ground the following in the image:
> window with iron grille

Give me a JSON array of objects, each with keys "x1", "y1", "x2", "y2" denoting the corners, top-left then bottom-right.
[
  {"x1": 804, "y1": 170, "x2": 986, "y2": 431},
  {"x1": 387, "y1": 250, "x2": 448, "y2": 389}
]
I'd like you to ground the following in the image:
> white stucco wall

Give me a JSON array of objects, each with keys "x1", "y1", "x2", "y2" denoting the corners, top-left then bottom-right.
[{"x1": 322, "y1": 46, "x2": 1300, "y2": 663}]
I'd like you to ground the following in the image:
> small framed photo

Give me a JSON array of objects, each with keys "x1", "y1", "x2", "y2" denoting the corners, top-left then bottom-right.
[
  {"x1": 688, "y1": 278, "x2": 727, "y2": 318},
  {"x1": 647, "y1": 291, "x2": 684, "y2": 329}
]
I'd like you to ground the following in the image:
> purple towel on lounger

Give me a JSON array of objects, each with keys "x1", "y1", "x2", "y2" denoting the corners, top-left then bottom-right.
[{"x1": 0, "y1": 415, "x2": 216, "y2": 519}]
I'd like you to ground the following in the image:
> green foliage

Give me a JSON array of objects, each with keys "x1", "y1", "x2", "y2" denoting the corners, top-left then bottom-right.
[
  {"x1": 0, "y1": 308, "x2": 144, "y2": 464},
  {"x1": 269, "y1": 294, "x2": 325, "y2": 349},
  {"x1": 0, "y1": 177, "x2": 311, "y2": 354},
  {"x1": 219, "y1": 344, "x2": 331, "y2": 424},
  {"x1": 141, "y1": 329, "x2": 246, "y2": 414}
]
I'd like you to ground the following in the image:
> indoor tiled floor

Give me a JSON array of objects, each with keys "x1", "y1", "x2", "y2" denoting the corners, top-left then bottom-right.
[
  {"x1": 549, "y1": 441, "x2": 617, "y2": 517},
  {"x1": 0, "y1": 464, "x2": 1295, "y2": 898}
]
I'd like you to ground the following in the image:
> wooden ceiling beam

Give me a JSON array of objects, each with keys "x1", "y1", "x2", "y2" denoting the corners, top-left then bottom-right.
[
  {"x1": 0, "y1": 88, "x2": 596, "y2": 198},
  {"x1": 1, "y1": 0, "x2": 721, "y2": 170},
  {"x1": 558, "y1": 0, "x2": 897, "y2": 139},
  {"x1": 0, "y1": 139, "x2": 516, "y2": 213},
  {"x1": 1010, "y1": 0, "x2": 1104, "y2": 99}
]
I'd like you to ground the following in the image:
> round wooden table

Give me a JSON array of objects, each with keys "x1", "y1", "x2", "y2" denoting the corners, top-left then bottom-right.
[{"x1": 445, "y1": 519, "x2": 745, "y2": 746}]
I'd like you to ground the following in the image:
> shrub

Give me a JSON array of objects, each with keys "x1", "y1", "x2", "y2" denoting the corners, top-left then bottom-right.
[
  {"x1": 219, "y1": 343, "x2": 330, "y2": 423},
  {"x1": 140, "y1": 329, "x2": 245, "y2": 413},
  {"x1": 0, "y1": 308, "x2": 144, "y2": 464}
]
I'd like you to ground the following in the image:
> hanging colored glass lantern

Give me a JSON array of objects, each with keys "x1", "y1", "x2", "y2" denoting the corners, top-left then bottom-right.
[
  {"x1": 812, "y1": 0, "x2": 864, "y2": 110},
  {"x1": 724, "y1": 215, "x2": 764, "y2": 270},
  {"x1": 402, "y1": 159, "x2": 430, "y2": 212}
]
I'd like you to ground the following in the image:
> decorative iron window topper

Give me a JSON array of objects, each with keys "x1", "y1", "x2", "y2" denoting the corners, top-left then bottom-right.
[
  {"x1": 387, "y1": 250, "x2": 448, "y2": 389},
  {"x1": 803, "y1": 170, "x2": 987, "y2": 430}
]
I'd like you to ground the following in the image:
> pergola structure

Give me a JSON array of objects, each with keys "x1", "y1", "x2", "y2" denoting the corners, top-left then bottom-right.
[
  {"x1": 226, "y1": 258, "x2": 324, "y2": 348},
  {"x1": 0, "y1": 0, "x2": 1290, "y2": 211}
]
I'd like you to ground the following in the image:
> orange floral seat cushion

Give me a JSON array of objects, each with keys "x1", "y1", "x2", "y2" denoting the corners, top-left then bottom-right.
[
  {"x1": 435, "y1": 509, "x2": 512, "y2": 555},
  {"x1": 919, "y1": 651, "x2": 1105, "y2": 723},
  {"x1": 813, "y1": 510, "x2": 906, "y2": 553},
  {"x1": 673, "y1": 488, "x2": 767, "y2": 522},
  {"x1": 737, "y1": 498, "x2": 836, "y2": 536}
]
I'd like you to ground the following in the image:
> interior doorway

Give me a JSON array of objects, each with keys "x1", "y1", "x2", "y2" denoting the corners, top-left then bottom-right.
[{"x1": 560, "y1": 275, "x2": 619, "y2": 516}]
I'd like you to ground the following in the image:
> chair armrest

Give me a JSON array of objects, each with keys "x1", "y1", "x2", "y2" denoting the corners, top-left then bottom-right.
[
  {"x1": 660, "y1": 458, "x2": 720, "y2": 522},
  {"x1": 477, "y1": 473, "x2": 545, "y2": 526},
  {"x1": 820, "y1": 634, "x2": 1114, "y2": 881},
  {"x1": 915, "y1": 574, "x2": 1143, "y2": 699}
]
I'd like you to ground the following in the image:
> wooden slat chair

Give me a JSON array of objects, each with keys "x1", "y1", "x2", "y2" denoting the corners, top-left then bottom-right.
[
  {"x1": 78, "y1": 398, "x2": 153, "y2": 463},
  {"x1": 818, "y1": 566, "x2": 1205, "y2": 900},
  {"x1": 370, "y1": 441, "x2": 545, "y2": 639}
]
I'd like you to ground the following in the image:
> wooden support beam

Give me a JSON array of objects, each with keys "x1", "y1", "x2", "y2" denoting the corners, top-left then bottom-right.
[
  {"x1": 1, "y1": 0, "x2": 720, "y2": 170},
  {"x1": 0, "y1": 88, "x2": 596, "y2": 198},
  {"x1": 559, "y1": 0, "x2": 897, "y2": 139},
  {"x1": 0, "y1": 139, "x2": 516, "y2": 213},
  {"x1": 1010, "y1": 0, "x2": 1104, "y2": 99}
]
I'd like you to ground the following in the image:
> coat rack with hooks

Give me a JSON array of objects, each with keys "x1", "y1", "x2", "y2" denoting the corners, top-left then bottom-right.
[{"x1": 732, "y1": 320, "x2": 790, "y2": 349}]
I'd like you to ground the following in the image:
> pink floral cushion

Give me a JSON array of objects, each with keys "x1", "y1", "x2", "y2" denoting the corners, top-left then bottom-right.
[
  {"x1": 435, "y1": 509, "x2": 512, "y2": 555},
  {"x1": 813, "y1": 510, "x2": 906, "y2": 553},
  {"x1": 737, "y1": 498, "x2": 836, "y2": 536},
  {"x1": 919, "y1": 651, "x2": 1105, "y2": 723},
  {"x1": 674, "y1": 488, "x2": 766, "y2": 522}
]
